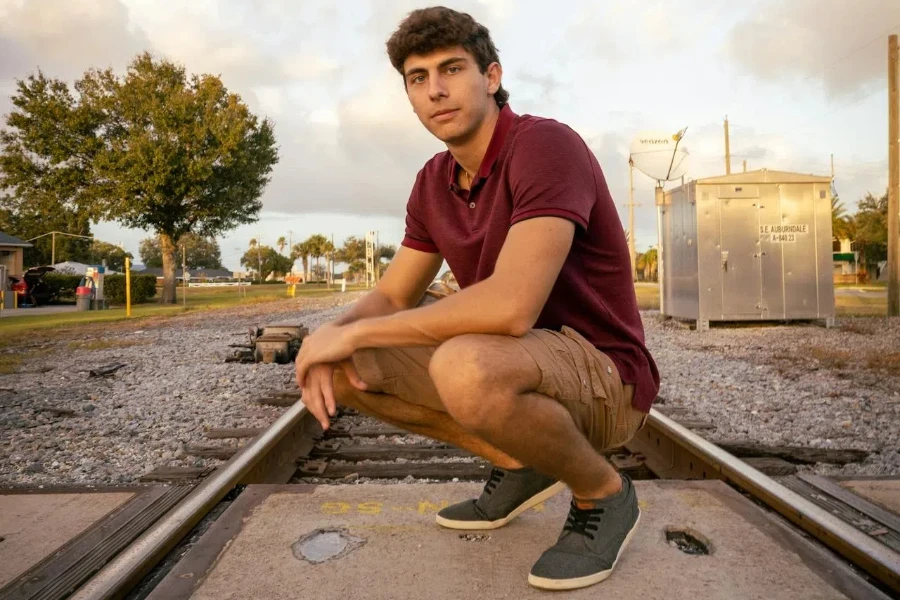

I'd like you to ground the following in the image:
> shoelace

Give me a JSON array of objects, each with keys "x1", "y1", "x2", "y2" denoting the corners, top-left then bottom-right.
[
  {"x1": 483, "y1": 468, "x2": 505, "y2": 495},
  {"x1": 563, "y1": 502, "x2": 605, "y2": 540}
]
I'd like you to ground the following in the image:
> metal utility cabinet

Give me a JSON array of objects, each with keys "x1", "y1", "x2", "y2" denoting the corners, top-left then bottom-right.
[{"x1": 657, "y1": 169, "x2": 835, "y2": 329}]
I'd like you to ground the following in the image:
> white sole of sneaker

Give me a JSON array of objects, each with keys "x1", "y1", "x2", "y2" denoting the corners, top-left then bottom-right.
[
  {"x1": 526, "y1": 508, "x2": 641, "y2": 590},
  {"x1": 435, "y1": 481, "x2": 567, "y2": 530}
]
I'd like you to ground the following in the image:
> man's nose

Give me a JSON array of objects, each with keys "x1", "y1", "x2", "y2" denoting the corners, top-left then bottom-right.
[{"x1": 428, "y1": 75, "x2": 448, "y2": 101}]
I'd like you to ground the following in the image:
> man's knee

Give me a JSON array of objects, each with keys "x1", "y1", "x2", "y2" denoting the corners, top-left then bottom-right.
[{"x1": 429, "y1": 335, "x2": 515, "y2": 428}]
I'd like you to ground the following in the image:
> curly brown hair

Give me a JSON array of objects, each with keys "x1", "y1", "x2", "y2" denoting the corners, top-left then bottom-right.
[{"x1": 386, "y1": 6, "x2": 509, "y2": 107}]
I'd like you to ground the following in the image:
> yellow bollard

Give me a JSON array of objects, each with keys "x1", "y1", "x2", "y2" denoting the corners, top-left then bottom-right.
[
  {"x1": 0, "y1": 290, "x2": 4, "y2": 317},
  {"x1": 125, "y1": 257, "x2": 132, "y2": 317}
]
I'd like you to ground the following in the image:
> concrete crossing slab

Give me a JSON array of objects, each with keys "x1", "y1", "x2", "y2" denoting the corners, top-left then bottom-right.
[{"x1": 150, "y1": 480, "x2": 889, "y2": 600}]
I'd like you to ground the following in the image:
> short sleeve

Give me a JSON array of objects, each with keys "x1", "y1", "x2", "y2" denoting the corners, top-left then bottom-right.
[
  {"x1": 507, "y1": 121, "x2": 596, "y2": 231},
  {"x1": 401, "y1": 170, "x2": 439, "y2": 253}
]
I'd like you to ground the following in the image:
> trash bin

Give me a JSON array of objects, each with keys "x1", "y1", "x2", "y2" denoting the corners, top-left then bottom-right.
[{"x1": 76, "y1": 285, "x2": 93, "y2": 311}]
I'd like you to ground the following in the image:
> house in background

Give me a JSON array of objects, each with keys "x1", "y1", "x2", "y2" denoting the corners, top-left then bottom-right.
[
  {"x1": 832, "y1": 237, "x2": 862, "y2": 284},
  {"x1": 0, "y1": 232, "x2": 30, "y2": 277},
  {"x1": 1, "y1": 231, "x2": 32, "y2": 309},
  {"x1": 51, "y1": 261, "x2": 121, "y2": 276}
]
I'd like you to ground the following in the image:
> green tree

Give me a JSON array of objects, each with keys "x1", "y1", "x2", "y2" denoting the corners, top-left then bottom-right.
[
  {"x1": 77, "y1": 52, "x2": 278, "y2": 303},
  {"x1": 636, "y1": 248, "x2": 658, "y2": 282},
  {"x1": 89, "y1": 240, "x2": 133, "y2": 271},
  {"x1": 831, "y1": 196, "x2": 853, "y2": 241},
  {"x1": 139, "y1": 233, "x2": 223, "y2": 269},
  {"x1": 376, "y1": 243, "x2": 396, "y2": 279},
  {"x1": 0, "y1": 72, "x2": 102, "y2": 266},
  {"x1": 304, "y1": 234, "x2": 329, "y2": 282},
  {"x1": 336, "y1": 235, "x2": 365, "y2": 264},
  {"x1": 853, "y1": 190, "x2": 888, "y2": 274},
  {"x1": 291, "y1": 239, "x2": 314, "y2": 282},
  {"x1": 240, "y1": 245, "x2": 292, "y2": 281}
]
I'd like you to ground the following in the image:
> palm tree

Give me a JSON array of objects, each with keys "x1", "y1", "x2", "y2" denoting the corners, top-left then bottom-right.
[
  {"x1": 375, "y1": 244, "x2": 396, "y2": 280},
  {"x1": 305, "y1": 234, "x2": 329, "y2": 282},
  {"x1": 643, "y1": 248, "x2": 658, "y2": 282},
  {"x1": 291, "y1": 240, "x2": 313, "y2": 283},
  {"x1": 831, "y1": 196, "x2": 853, "y2": 242},
  {"x1": 321, "y1": 238, "x2": 335, "y2": 284},
  {"x1": 248, "y1": 238, "x2": 261, "y2": 281},
  {"x1": 276, "y1": 236, "x2": 287, "y2": 255}
]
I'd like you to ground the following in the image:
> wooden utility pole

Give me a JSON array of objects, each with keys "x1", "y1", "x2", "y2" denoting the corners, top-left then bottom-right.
[
  {"x1": 724, "y1": 116, "x2": 732, "y2": 174},
  {"x1": 742, "y1": 159, "x2": 747, "y2": 173},
  {"x1": 888, "y1": 34, "x2": 899, "y2": 316},
  {"x1": 626, "y1": 158, "x2": 638, "y2": 280}
]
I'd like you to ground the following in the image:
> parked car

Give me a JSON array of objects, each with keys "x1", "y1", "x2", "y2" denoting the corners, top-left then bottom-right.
[{"x1": 8, "y1": 266, "x2": 55, "y2": 307}]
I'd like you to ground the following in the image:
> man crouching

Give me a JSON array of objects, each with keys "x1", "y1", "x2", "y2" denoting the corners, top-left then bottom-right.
[{"x1": 295, "y1": 6, "x2": 660, "y2": 591}]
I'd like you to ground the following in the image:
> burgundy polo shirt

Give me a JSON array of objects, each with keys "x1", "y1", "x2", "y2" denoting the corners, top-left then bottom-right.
[{"x1": 401, "y1": 104, "x2": 660, "y2": 412}]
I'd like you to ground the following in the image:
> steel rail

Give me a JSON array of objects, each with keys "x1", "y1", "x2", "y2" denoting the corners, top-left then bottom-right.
[
  {"x1": 70, "y1": 402, "x2": 310, "y2": 600},
  {"x1": 647, "y1": 409, "x2": 900, "y2": 595}
]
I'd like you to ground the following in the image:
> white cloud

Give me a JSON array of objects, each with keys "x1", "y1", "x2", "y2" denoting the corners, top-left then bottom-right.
[
  {"x1": 724, "y1": 0, "x2": 900, "y2": 98},
  {"x1": 0, "y1": 0, "x2": 890, "y2": 255},
  {"x1": 0, "y1": 0, "x2": 151, "y2": 80}
]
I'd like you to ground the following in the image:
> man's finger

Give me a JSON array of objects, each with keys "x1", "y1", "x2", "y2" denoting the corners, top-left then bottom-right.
[
  {"x1": 321, "y1": 367, "x2": 336, "y2": 417},
  {"x1": 296, "y1": 358, "x2": 309, "y2": 389},
  {"x1": 303, "y1": 379, "x2": 330, "y2": 431},
  {"x1": 341, "y1": 360, "x2": 368, "y2": 391}
]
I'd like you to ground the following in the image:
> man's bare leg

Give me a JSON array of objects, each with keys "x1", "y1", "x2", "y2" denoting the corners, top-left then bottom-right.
[
  {"x1": 427, "y1": 334, "x2": 622, "y2": 500},
  {"x1": 332, "y1": 370, "x2": 522, "y2": 469}
]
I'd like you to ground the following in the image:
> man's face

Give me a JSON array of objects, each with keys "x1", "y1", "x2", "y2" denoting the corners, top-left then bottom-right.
[{"x1": 402, "y1": 46, "x2": 501, "y2": 145}]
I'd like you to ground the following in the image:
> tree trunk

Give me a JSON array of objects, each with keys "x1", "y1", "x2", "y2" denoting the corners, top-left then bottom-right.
[
  {"x1": 302, "y1": 256, "x2": 309, "y2": 283},
  {"x1": 160, "y1": 233, "x2": 177, "y2": 304}
]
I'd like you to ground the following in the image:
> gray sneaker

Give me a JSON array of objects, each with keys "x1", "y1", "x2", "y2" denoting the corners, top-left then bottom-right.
[
  {"x1": 436, "y1": 466, "x2": 565, "y2": 530},
  {"x1": 528, "y1": 473, "x2": 640, "y2": 590}
]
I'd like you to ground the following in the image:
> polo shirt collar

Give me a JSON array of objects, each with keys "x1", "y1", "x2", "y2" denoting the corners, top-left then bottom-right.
[{"x1": 447, "y1": 103, "x2": 518, "y2": 188}]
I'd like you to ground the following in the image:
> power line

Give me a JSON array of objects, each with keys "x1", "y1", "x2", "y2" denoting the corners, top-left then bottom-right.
[{"x1": 800, "y1": 23, "x2": 900, "y2": 85}]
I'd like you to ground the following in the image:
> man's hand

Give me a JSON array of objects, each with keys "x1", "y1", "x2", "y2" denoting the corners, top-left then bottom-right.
[
  {"x1": 295, "y1": 322, "x2": 367, "y2": 430},
  {"x1": 295, "y1": 322, "x2": 358, "y2": 388},
  {"x1": 299, "y1": 361, "x2": 367, "y2": 430}
]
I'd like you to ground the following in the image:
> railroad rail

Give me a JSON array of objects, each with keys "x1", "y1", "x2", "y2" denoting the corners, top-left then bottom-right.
[{"x1": 3, "y1": 400, "x2": 898, "y2": 600}]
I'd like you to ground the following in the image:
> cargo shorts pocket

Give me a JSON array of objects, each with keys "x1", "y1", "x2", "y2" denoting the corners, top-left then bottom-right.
[
  {"x1": 558, "y1": 327, "x2": 624, "y2": 450},
  {"x1": 520, "y1": 327, "x2": 614, "y2": 450}
]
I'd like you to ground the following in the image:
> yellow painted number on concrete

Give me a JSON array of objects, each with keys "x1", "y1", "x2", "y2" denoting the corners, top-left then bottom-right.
[
  {"x1": 321, "y1": 502, "x2": 351, "y2": 515},
  {"x1": 417, "y1": 500, "x2": 450, "y2": 514},
  {"x1": 357, "y1": 502, "x2": 383, "y2": 515}
]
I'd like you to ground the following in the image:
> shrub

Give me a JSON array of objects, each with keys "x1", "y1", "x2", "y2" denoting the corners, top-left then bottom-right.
[
  {"x1": 43, "y1": 274, "x2": 83, "y2": 304},
  {"x1": 104, "y1": 274, "x2": 157, "y2": 304}
]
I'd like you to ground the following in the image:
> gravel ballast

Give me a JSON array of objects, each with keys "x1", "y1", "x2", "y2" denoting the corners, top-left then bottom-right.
[
  {"x1": 0, "y1": 293, "x2": 364, "y2": 486},
  {"x1": 1, "y1": 295, "x2": 898, "y2": 486},
  {"x1": 646, "y1": 313, "x2": 900, "y2": 477}
]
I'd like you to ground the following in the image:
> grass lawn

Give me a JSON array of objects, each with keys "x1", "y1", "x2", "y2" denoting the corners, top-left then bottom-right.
[
  {"x1": 633, "y1": 283, "x2": 889, "y2": 316},
  {"x1": 0, "y1": 283, "x2": 366, "y2": 348},
  {"x1": 0, "y1": 282, "x2": 891, "y2": 354}
]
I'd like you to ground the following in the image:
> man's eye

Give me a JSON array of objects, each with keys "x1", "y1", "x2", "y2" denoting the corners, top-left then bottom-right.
[{"x1": 447, "y1": 66, "x2": 460, "y2": 74}]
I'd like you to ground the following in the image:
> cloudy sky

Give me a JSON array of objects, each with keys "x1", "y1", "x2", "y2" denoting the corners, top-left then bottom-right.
[{"x1": 1, "y1": 0, "x2": 898, "y2": 271}]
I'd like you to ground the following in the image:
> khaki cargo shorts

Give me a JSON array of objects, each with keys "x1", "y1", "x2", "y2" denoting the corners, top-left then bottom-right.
[{"x1": 353, "y1": 325, "x2": 647, "y2": 452}]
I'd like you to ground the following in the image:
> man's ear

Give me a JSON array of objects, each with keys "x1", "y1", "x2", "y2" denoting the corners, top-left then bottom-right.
[{"x1": 486, "y1": 62, "x2": 502, "y2": 95}]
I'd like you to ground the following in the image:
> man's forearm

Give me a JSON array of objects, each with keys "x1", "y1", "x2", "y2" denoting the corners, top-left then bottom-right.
[
  {"x1": 348, "y1": 277, "x2": 528, "y2": 349},
  {"x1": 333, "y1": 289, "x2": 406, "y2": 326}
]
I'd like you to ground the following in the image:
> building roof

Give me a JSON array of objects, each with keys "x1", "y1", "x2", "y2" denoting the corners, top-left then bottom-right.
[
  {"x1": 0, "y1": 231, "x2": 32, "y2": 247},
  {"x1": 694, "y1": 168, "x2": 832, "y2": 185}
]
